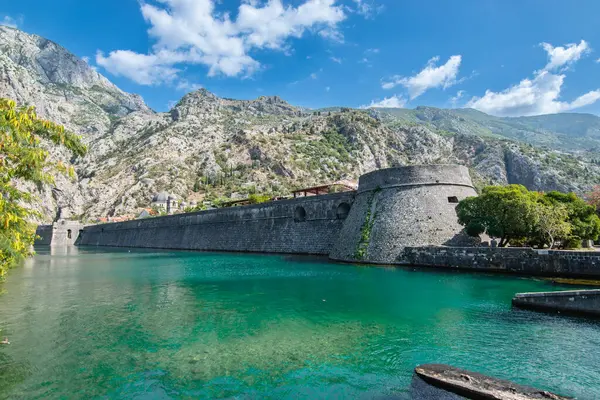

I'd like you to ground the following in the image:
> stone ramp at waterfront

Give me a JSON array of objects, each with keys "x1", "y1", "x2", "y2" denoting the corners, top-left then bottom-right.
[{"x1": 513, "y1": 289, "x2": 600, "y2": 318}]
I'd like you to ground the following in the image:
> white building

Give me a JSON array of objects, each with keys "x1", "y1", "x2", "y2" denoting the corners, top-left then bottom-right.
[{"x1": 151, "y1": 192, "x2": 178, "y2": 213}]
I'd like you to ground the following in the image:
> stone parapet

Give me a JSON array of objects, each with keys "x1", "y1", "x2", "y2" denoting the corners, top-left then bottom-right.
[
  {"x1": 330, "y1": 165, "x2": 479, "y2": 263},
  {"x1": 78, "y1": 192, "x2": 355, "y2": 255},
  {"x1": 400, "y1": 246, "x2": 600, "y2": 278},
  {"x1": 513, "y1": 289, "x2": 600, "y2": 317}
]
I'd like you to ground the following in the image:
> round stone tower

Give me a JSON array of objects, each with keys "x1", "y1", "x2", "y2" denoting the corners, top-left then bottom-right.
[{"x1": 329, "y1": 165, "x2": 479, "y2": 264}]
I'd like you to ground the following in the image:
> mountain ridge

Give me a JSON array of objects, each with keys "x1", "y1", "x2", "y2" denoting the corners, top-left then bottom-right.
[{"x1": 1, "y1": 27, "x2": 599, "y2": 221}]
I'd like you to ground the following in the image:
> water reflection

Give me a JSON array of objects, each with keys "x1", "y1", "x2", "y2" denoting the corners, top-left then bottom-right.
[{"x1": 0, "y1": 249, "x2": 598, "y2": 398}]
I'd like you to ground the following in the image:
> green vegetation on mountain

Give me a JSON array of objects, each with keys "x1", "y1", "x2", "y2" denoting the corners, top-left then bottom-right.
[{"x1": 375, "y1": 106, "x2": 600, "y2": 151}]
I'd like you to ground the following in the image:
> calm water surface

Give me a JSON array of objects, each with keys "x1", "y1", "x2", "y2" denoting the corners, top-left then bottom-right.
[{"x1": 1, "y1": 247, "x2": 599, "y2": 399}]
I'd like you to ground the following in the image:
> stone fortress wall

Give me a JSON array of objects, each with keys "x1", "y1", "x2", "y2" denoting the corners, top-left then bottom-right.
[
  {"x1": 329, "y1": 165, "x2": 479, "y2": 263},
  {"x1": 73, "y1": 165, "x2": 477, "y2": 263},
  {"x1": 77, "y1": 191, "x2": 356, "y2": 255},
  {"x1": 36, "y1": 220, "x2": 85, "y2": 246},
  {"x1": 42, "y1": 164, "x2": 600, "y2": 278},
  {"x1": 401, "y1": 246, "x2": 600, "y2": 278}
]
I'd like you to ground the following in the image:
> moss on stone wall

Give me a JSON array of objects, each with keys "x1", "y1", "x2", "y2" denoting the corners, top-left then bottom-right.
[{"x1": 353, "y1": 190, "x2": 379, "y2": 260}]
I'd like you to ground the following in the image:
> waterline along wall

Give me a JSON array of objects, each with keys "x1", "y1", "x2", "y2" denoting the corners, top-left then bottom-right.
[
  {"x1": 76, "y1": 165, "x2": 479, "y2": 263},
  {"x1": 512, "y1": 289, "x2": 600, "y2": 317},
  {"x1": 36, "y1": 220, "x2": 85, "y2": 246},
  {"x1": 78, "y1": 192, "x2": 356, "y2": 255},
  {"x1": 60, "y1": 164, "x2": 600, "y2": 276},
  {"x1": 329, "y1": 165, "x2": 479, "y2": 263},
  {"x1": 401, "y1": 247, "x2": 600, "y2": 278}
]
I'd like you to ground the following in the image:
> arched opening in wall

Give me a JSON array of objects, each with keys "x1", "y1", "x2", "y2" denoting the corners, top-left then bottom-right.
[
  {"x1": 67, "y1": 229, "x2": 72, "y2": 239},
  {"x1": 448, "y1": 196, "x2": 459, "y2": 204},
  {"x1": 294, "y1": 206, "x2": 307, "y2": 222},
  {"x1": 336, "y1": 203, "x2": 351, "y2": 219}
]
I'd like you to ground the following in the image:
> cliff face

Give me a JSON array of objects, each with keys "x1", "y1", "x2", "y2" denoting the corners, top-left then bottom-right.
[
  {"x1": 0, "y1": 25, "x2": 151, "y2": 135},
  {"x1": 1, "y1": 27, "x2": 599, "y2": 221}
]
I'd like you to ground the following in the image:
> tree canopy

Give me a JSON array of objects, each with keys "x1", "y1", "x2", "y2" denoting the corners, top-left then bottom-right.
[
  {"x1": 456, "y1": 185, "x2": 539, "y2": 247},
  {"x1": 457, "y1": 184, "x2": 600, "y2": 248},
  {"x1": 0, "y1": 98, "x2": 86, "y2": 279},
  {"x1": 543, "y1": 191, "x2": 600, "y2": 248},
  {"x1": 586, "y1": 185, "x2": 600, "y2": 214}
]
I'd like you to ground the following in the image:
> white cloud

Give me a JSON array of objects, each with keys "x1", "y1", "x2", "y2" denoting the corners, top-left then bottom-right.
[
  {"x1": 310, "y1": 72, "x2": 318, "y2": 79},
  {"x1": 96, "y1": 50, "x2": 181, "y2": 85},
  {"x1": 382, "y1": 55, "x2": 462, "y2": 99},
  {"x1": 596, "y1": 58, "x2": 600, "y2": 63},
  {"x1": 325, "y1": 86, "x2": 330, "y2": 92},
  {"x1": 330, "y1": 56, "x2": 342, "y2": 64},
  {"x1": 365, "y1": 48, "x2": 379, "y2": 54},
  {"x1": 176, "y1": 80, "x2": 203, "y2": 92},
  {"x1": 97, "y1": 0, "x2": 347, "y2": 86},
  {"x1": 541, "y1": 40, "x2": 590, "y2": 71},
  {"x1": 318, "y1": 27, "x2": 344, "y2": 43},
  {"x1": 1, "y1": 15, "x2": 22, "y2": 28},
  {"x1": 361, "y1": 95, "x2": 406, "y2": 109},
  {"x1": 467, "y1": 70, "x2": 600, "y2": 117},
  {"x1": 450, "y1": 90, "x2": 466, "y2": 107},
  {"x1": 352, "y1": 0, "x2": 382, "y2": 18},
  {"x1": 467, "y1": 40, "x2": 600, "y2": 117},
  {"x1": 81, "y1": 56, "x2": 98, "y2": 72}
]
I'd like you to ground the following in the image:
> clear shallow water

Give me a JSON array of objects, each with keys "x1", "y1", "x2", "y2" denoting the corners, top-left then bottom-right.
[{"x1": 0, "y1": 247, "x2": 599, "y2": 399}]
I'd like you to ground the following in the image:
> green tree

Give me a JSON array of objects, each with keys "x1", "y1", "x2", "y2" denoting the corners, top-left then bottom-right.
[
  {"x1": 456, "y1": 185, "x2": 539, "y2": 247},
  {"x1": 530, "y1": 202, "x2": 571, "y2": 249},
  {"x1": 0, "y1": 99, "x2": 86, "y2": 279},
  {"x1": 543, "y1": 191, "x2": 600, "y2": 247}
]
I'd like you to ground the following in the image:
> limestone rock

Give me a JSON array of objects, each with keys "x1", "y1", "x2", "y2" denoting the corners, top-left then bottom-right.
[{"x1": 2, "y1": 26, "x2": 600, "y2": 222}]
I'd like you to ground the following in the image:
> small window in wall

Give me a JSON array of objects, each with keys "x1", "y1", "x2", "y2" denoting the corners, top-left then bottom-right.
[
  {"x1": 448, "y1": 196, "x2": 459, "y2": 203},
  {"x1": 67, "y1": 229, "x2": 72, "y2": 239},
  {"x1": 336, "y1": 203, "x2": 351, "y2": 219},
  {"x1": 294, "y1": 206, "x2": 307, "y2": 222}
]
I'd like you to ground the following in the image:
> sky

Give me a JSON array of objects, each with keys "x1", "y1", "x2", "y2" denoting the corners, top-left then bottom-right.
[{"x1": 2, "y1": 0, "x2": 600, "y2": 116}]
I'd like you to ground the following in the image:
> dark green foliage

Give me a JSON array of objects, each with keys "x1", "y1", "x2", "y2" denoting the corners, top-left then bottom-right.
[
  {"x1": 457, "y1": 185, "x2": 600, "y2": 248},
  {"x1": 543, "y1": 191, "x2": 600, "y2": 247},
  {"x1": 457, "y1": 185, "x2": 538, "y2": 247}
]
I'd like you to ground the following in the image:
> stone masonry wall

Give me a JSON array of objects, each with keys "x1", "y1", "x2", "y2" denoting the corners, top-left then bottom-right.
[
  {"x1": 78, "y1": 192, "x2": 355, "y2": 255},
  {"x1": 400, "y1": 246, "x2": 600, "y2": 278},
  {"x1": 35, "y1": 220, "x2": 85, "y2": 246},
  {"x1": 330, "y1": 165, "x2": 480, "y2": 264},
  {"x1": 35, "y1": 225, "x2": 53, "y2": 245},
  {"x1": 512, "y1": 289, "x2": 600, "y2": 317}
]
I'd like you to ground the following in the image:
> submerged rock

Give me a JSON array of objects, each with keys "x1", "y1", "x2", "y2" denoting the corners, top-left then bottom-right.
[{"x1": 414, "y1": 364, "x2": 571, "y2": 400}]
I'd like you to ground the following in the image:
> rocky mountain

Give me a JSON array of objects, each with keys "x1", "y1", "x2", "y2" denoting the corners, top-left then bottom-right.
[
  {"x1": 378, "y1": 106, "x2": 600, "y2": 151},
  {"x1": 1, "y1": 27, "x2": 599, "y2": 221},
  {"x1": 0, "y1": 25, "x2": 151, "y2": 135}
]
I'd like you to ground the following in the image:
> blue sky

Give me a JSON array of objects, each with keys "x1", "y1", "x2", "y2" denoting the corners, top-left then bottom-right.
[{"x1": 2, "y1": 0, "x2": 600, "y2": 116}]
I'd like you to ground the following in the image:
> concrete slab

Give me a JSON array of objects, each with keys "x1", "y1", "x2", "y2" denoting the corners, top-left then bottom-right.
[{"x1": 512, "y1": 289, "x2": 600, "y2": 318}]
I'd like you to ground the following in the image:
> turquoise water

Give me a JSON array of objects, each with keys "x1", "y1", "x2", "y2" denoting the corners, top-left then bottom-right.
[{"x1": 1, "y1": 247, "x2": 599, "y2": 399}]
